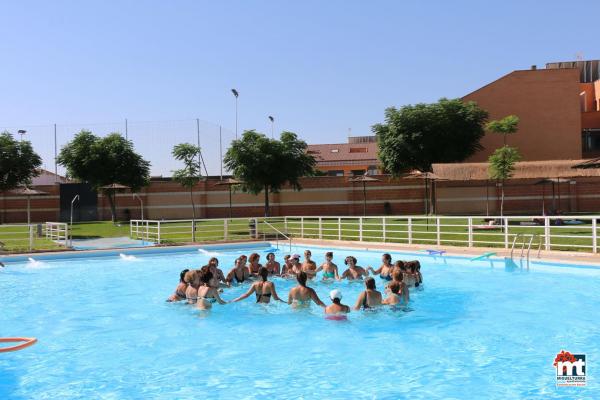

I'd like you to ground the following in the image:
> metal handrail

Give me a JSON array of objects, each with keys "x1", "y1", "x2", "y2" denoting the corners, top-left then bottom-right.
[
  {"x1": 261, "y1": 221, "x2": 292, "y2": 252},
  {"x1": 510, "y1": 233, "x2": 523, "y2": 259}
]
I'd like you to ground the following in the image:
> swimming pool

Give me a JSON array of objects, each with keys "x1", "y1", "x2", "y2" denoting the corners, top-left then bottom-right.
[{"x1": 1, "y1": 243, "x2": 599, "y2": 399}]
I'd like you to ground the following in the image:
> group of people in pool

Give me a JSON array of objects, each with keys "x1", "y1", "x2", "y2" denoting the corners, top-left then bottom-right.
[{"x1": 167, "y1": 250, "x2": 423, "y2": 315}]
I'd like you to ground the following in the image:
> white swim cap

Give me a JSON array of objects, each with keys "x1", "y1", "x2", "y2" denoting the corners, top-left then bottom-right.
[{"x1": 330, "y1": 289, "x2": 342, "y2": 300}]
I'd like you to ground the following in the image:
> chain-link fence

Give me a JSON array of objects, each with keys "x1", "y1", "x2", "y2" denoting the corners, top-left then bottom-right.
[{"x1": 0, "y1": 118, "x2": 237, "y2": 178}]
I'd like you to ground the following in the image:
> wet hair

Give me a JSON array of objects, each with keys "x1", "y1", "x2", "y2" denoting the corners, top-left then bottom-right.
[
  {"x1": 304, "y1": 250, "x2": 311, "y2": 255},
  {"x1": 249, "y1": 253, "x2": 260, "y2": 263},
  {"x1": 180, "y1": 269, "x2": 190, "y2": 283},
  {"x1": 382, "y1": 253, "x2": 392, "y2": 262},
  {"x1": 297, "y1": 271, "x2": 308, "y2": 287},
  {"x1": 258, "y1": 266, "x2": 269, "y2": 282},
  {"x1": 183, "y1": 270, "x2": 197, "y2": 284},
  {"x1": 266, "y1": 252, "x2": 275, "y2": 260},
  {"x1": 394, "y1": 260, "x2": 404, "y2": 269},
  {"x1": 332, "y1": 297, "x2": 341, "y2": 305},
  {"x1": 208, "y1": 257, "x2": 219, "y2": 265},
  {"x1": 365, "y1": 277, "x2": 376, "y2": 290},
  {"x1": 389, "y1": 282, "x2": 401, "y2": 294},
  {"x1": 344, "y1": 256, "x2": 357, "y2": 265},
  {"x1": 409, "y1": 261, "x2": 418, "y2": 273},
  {"x1": 393, "y1": 269, "x2": 403, "y2": 282},
  {"x1": 414, "y1": 261, "x2": 421, "y2": 272},
  {"x1": 284, "y1": 254, "x2": 291, "y2": 260},
  {"x1": 325, "y1": 251, "x2": 333, "y2": 258},
  {"x1": 198, "y1": 266, "x2": 213, "y2": 284}
]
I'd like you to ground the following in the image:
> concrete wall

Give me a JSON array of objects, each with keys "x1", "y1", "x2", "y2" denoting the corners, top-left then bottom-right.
[
  {"x1": 4, "y1": 175, "x2": 600, "y2": 223},
  {"x1": 463, "y1": 68, "x2": 582, "y2": 162}
]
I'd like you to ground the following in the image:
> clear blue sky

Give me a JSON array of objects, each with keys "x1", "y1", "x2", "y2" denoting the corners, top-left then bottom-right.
[{"x1": 1, "y1": 0, "x2": 597, "y2": 175}]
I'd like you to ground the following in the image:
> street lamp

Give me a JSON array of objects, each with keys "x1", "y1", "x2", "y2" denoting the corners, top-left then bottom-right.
[
  {"x1": 17, "y1": 129, "x2": 27, "y2": 141},
  {"x1": 268, "y1": 116, "x2": 274, "y2": 138},
  {"x1": 132, "y1": 193, "x2": 144, "y2": 220},
  {"x1": 231, "y1": 88, "x2": 239, "y2": 139}
]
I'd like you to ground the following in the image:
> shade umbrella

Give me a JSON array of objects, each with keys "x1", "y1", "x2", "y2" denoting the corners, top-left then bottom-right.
[
  {"x1": 100, "y1": 183, "x2": 130, "y2": 222},
  {"x1": 349, "y1": 174, "x2": 380, "y2": 216},
  {"x1": 215, "y1": 178, "x2": 243, "y2": 219},
  {"x1": 10, "y1": 187, "x2": 48, "y2": 225},
  {"x1": 403, "y1": 170, "x2": 446, "y2": 215}
]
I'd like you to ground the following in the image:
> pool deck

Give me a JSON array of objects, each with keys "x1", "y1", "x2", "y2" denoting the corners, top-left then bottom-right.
[{"x1": 2, "y1": 237, "x2": 600, "y2": 267}]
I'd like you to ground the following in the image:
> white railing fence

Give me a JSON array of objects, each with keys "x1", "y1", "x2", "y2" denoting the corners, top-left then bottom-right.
[
  {"x1": 0, "y1": 224, "x2": 36, "y2": 251},
  {"x1": 130, "y1": 215, "x2": 600, "y2": 254},
  {"x1": 45, "y1": 222, "x2": 69, "y2": 247}
]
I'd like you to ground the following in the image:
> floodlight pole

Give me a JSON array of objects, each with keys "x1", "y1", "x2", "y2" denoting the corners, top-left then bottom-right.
[
  {"x1": 133, "y1": 193, "x2": 144, "y2": 220},
  {"x1": 231, "y1": 89, "x2": 239, "y2": 139},
  {"x1": 70, "y1": 195, "x2": 80, "y2": 246}
]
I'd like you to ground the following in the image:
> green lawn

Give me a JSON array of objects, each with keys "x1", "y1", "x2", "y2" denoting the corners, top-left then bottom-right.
[{"x1": 1, "y1": 216, "x2": 598, "y2": 254}]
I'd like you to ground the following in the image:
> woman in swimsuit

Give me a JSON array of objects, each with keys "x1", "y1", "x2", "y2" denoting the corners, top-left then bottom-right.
[
  {"x1": 340, "y1": 256, "x2": 369, "y2": 281},
  {"x1": 315, "y1": 251, "x2": 339, "y2": 281},
  {"x1": 325, "y1": 289, "x2": 350, "y2": 315},
  {"x1": 167, "y1": 268, "x2": 189, "y2": 302},
  {"x1": 353, "y1": 277, "x2": 382, "y2": 310},
  {"x1": 287, "y1": 271, "x2": 326, "y2": 308},
  {"x1": 367, "y1": 253, "x2": 393, "y2": 281},
  {"x1": 403, "y1": 261, "x2": 418, "y2": 288},
  {"x1": 226, "y1": 257, "x2": 250, "y2": 285},
  {"x1": 232, "y1": 267, "x2": 284, "y2": 304},
  {"x1": 184, "y1": 270, "x2": 201, "y2": 304},
  {"x1": 247, "y1": 253, "x2": 262, "y2": 277},
  {"x1": 196, "y1": 266, "x2": 228, "y2": 310},
  {"x1": 265, "y1": 252, "x2": 281, "y2": 276},
  {"x1": 382, "y1": 281, "x2": 404, "y2": 306},
  {"x1": 302, "y1": 250, "x2": 318, "y2": 279},
  {"x1": 281, "y1": 255, "x2": 293, "y2": 276},
  {"x1": 206, "y1": 257, "x2": 228, "y2": 288},
  {"x1": 282, "y1": 254, "x2": 303, "y2": 278},
  {"x1": 386, "y1": 267, "x2": 409, "y2": 304}
]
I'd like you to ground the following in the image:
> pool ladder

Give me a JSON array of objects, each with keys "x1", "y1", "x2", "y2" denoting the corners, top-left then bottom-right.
[{"x1": 509, "y1": 233, "x2": 543, "y2": 268}]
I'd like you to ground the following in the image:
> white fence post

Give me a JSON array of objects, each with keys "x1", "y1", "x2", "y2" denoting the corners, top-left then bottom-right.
[
  {"x1": 318, "y1": 217, "x2": 323, "y2": 240},
  {"x1": 436, "y1": 217, "x2": 441, "y2": 246},
  {"x1": 157, "y1": 221, "x2": 161, "y2": 244},
  {"x1": 359, "y1": 217, "x2": 363, "y2": 242},
  {"x1": 284, "y1": 217, "x2": 288, "y2": 232},
  {"x1": 338, "y1": 217, "x2": 342, "y2": 240},
  {"x1": 382, "y1": 217, "x2": 386, "y2": 243},
  {"x1": 504, "y1": 217, "x2": 509, "y2": 249},
  {"x1": 28, "y1": 225, "x2": 34, "y2": 251},
  {"x1": 593, "y1": 218, "x2": 597, "y2": 253},
  {"x1": 468, "y1": 217, "x2": 473, "y2": 247},
  {"x1": 224, "y1": 219, "x2": 228, "y2": 241},
  {"x1": 544, "y1": 217, "x2": 550, "y2": 251},
  {"x1": 301, "y1": 217, "x2": 304, "y2": 238},
  {"x1": 408, "y1": 217, "x2": 412, "y2": 245}
]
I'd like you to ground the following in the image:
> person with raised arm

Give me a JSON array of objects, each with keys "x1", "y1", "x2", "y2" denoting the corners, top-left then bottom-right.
[
  {"x1": 367, "y1": 253, "x2": 393, "y2": 281},
  {"x1": 287, "y1": 271, "x2": 326, "y2": 308},
  {"x1": 232, "y1": 267, "x2": 284, "y2": 304}
]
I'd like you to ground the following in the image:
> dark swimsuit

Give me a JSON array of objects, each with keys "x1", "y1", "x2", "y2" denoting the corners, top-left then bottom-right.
[
  {"x1": 362, "y1": 291, "x2": 370, "y2": 309},
  {"x1": 256, "y1": 292, "x2": 272, "y2": 302},
  {"x1": 175, "y1": 290, "x2": 186, "y2": 299},
  {"x1": 380, "y1": 274, "x2": 392, "y2": 281},
  {"x1": 233, "y1": 270, "x2": 246, "y2": 283}
]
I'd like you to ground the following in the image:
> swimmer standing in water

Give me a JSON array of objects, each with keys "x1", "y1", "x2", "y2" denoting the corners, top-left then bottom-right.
[
  {"x1": 340, "y1": 256, "x2": 369, "y2": 280},
  {"x1": 315, "y1": 251, "x2": 340, "y2": 281},
  {"x1": 353, "y1": 277, "x2": 382, "y2": 310},
  {"x1": 301, "y1": 250, "x2": 318, "y2": 279},
  {"x1": 226, "y1": 256, "x2": 250, "y2": 285},
  {"x1": 324, "y1": 289, "x2": 350, "y2": 315},
  {"x1": 232, "y1": 267, "x2": 284, "y2": 304},
  {"x1": 287, "y1": 272, "x2": 326, "y2": 308},
  {"x1": 196, "y1": 266, "x2": 228, "y2": 310},
  {"x1": 167, "y1": 268, "x2": 189, "y2": 302},
  {"x1": 367, "y1": 253, "x2": 393, "y2": 281},
  {"x1": 265, "y1": 252, "x2": 281, "y2": 276}
]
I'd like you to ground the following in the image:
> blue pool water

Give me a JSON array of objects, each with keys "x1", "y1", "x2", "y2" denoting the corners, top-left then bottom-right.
[{"x1": 1, "y1": 244, "x2": 599, "y2": 399}]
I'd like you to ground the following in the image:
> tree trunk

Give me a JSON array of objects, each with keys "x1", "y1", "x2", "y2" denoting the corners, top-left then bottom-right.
[
  {"x1": 264, "y1": 185, "x2": 270, "y2": 217},
  {"x1": 106, "y1": 190, "x2": 117, "y2": 223},
  {"x1": 500, "y1": 182, "x2": 505, "y2": 217},
  {"x1": 190, "y1": 186, "x2": 196, "y2": 242}
]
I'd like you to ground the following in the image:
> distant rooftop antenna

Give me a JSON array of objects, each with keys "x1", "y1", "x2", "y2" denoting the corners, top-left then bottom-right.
[{"x1": 575, "y1": 52, "x2": 584, "y2": 61}]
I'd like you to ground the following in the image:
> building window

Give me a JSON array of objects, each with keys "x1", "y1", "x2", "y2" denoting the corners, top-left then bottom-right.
[
  {"x1": 327, "y1": 170, "x2": 344, "y2": 177},
  {"x1": 351, "y1": 169, "x2": 366, "y2": 176},
  {"x1": 349, "y1": 147, "x2": 368, "y2": 153},
  {"x1": 367, "y1": 165, "x2": 378, "y2": 175},
  {"x1": 582, "y1": 129, "x2": 600, "y2": 152},
  {"x1": 330, "y1": 149, "x2": 339, "y2": 153}
]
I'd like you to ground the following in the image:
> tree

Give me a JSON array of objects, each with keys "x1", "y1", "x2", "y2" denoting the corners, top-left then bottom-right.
[
  {"x1": 488, "y1": 146, "x2": 521, "y2": 216},
  {"x1": 0, "y1": 131, "x2": 42, "y2": 192},
  {"x1": 57, "y1": 130, "x2": 150, "y2": 222},
  {"x1": 486, "y1": 115, "x2": 519, "y2": 145},
  {"x1": 223, "y1": 130, "x2": 316, "y2": 217},
  {"x1": 172, "y1": 143, "x2": 201, "y2": 232},
  {"x1": 373, "y1": 98, "x2": 489, "y2": 174}
]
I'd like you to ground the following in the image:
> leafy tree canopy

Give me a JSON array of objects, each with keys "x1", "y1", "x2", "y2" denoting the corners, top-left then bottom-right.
[
  {"x1": 172, "y1": 143, "x2": 201, "y2": 189},
  {"x1": 486, "y1": 115, "x2": 520, "y2": 145},
  {"x1": 57, "y1": 130, "x2": 150, "y2": 190},
  {"x1": 223, "y1": 130, "x2": 315, "y2": 216},
  {"x1": 373, "y1": 98, "x2": 489, "y2": 174},
  {"x1": 0, "y1": 131, "x2": 42, "y2": 192},
  {"x1": 488, "y1": 145, "x2": 521, "y2": 181}
]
